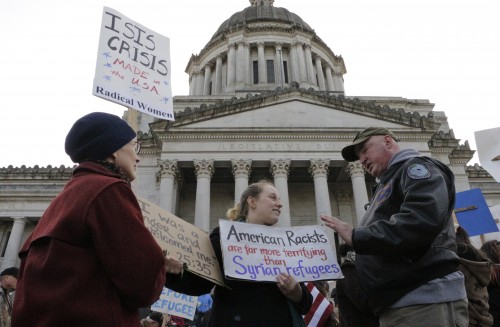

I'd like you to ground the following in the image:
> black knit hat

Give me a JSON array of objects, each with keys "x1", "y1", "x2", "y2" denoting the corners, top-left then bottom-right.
[
  {"x1": 65, "y1": 112, "x2": 136, "y2": 163},
  {"x1": 0, "y1": 267, "x2": 19, "y2": 278}
]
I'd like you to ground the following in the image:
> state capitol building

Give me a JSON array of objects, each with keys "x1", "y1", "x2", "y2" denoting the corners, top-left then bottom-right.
[{"x1": 1, "y1": 0, "x2": 499, "y2": 271}]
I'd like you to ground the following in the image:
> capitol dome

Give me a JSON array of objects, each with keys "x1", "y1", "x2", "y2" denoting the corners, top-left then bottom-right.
[
  {"x1": 211, "y1": 1, "x2": 314, "y2": 41},
  {"x1": 185, "y1": 0, "x2": 346, "y2": 96}
]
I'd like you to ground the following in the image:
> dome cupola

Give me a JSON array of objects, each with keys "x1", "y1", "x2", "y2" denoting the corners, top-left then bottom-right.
[{"x1": 186, "y1": 0, "x2": 346, "y2": 96}]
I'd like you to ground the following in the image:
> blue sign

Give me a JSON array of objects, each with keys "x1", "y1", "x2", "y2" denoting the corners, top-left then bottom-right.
[{"x1": 455, "y1": 188, "x2": 499, "y2": 236}]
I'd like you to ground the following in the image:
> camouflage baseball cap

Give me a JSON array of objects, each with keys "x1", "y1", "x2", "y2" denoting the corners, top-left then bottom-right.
[{"x1": 341, "y1": 127, "x2": 398, "y2": 162}]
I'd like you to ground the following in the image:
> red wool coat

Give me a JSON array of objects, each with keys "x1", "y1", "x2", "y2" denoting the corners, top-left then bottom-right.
[{"x1": 12, "y1": 162, "x2": 166, "y2": 326}]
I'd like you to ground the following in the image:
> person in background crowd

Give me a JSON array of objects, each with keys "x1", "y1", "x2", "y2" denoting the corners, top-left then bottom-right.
[
  {"x1": 140, "y1": 311, "x2": 164, "y2": 327},
  {"x1": 481, "y1": 240, "x2": 500, "y2": 327},
  {"x1": 0, "y1": 267, "x2": 18, "y2": 327},
  {"x1": 321, "y1": 127, "x2": 468, "y2": 327},
  {"x1": 170, "y1": 315, "x2": 185, "y2": 326},
  {"x1": 455, "y1": 226, "x2": 493, "y2": 326},
  {"x1": 12, "y1": 112, "x2": 167, "y2": 326},
  {"x1": 335, "y1": 244, "x2": 379, "y2": 327},
  {"x1": 192, "y1": 293, "x2": 213, "y2": 327},
  {"x1": 164, "y1": 180, "x2": 313, "y2": 327}
]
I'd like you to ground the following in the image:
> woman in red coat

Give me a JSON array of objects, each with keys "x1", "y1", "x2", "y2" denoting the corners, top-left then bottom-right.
[{"x1": 12, "y1": 112, "x2": 167, "y2": 326}]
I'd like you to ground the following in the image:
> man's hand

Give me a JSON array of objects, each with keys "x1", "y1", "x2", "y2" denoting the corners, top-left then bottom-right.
[{"x1": 320, "y1": 215, "x2": 353, "y2": 246}]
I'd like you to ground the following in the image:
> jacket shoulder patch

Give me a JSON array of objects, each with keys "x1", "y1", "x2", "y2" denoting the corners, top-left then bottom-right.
[
  {"x1": 407, "y1": 163, "x2": 431, "y2": 179},
  {"x1": 374, "y1": 182, "x2": 392, "y2": 206}
]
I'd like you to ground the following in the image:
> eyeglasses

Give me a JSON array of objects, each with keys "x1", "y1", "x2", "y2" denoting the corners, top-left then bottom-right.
[{"x1": 132, "y1": 141, "x2": 141, "y2": 154}]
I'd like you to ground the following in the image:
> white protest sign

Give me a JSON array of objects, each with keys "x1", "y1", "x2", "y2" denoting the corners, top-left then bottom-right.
[
  {"x1": 137, "y1": 198, "x2": 224, "y2": 286},
  {"x1": 93, "y1": 7, "x2": 174, "y2": 120},
  {"x1": 219, "y1": 220, "x2": 343, "y2": 282},
  {"x1": 475, "y1": 127, "x2": 500, "y2": 182},
  {"x1": 151, "y1": 287, "x2": 198, "y2": 320}
]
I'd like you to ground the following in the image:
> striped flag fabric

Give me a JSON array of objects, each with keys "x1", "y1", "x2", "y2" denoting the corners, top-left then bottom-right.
[{"x1": 303, "y1": 282, "x2": 334, "y2": 327}]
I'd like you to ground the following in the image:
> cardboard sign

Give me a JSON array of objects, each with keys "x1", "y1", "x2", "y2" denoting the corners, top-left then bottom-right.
[
  {"x1": 218, "y1": 220, "x2": 343, "y2": 282},
  {"x1": 455, "y1": 188, "x2": 499, "y2": 236},
  {"x1": 93, "y1": 7, "x2": 174, "y2": 120},
  {"x1": 137, "y1": 198, "x2": 224, "y2": 286},
  {"x1": 475, "y1": 127, "x2": 500, "y2": 182},
  {"x1": 151, "y1": 287, "x2": 198, "y2": 320}
]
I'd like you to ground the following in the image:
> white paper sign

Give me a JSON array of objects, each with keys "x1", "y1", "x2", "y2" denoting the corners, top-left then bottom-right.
[
  {"x1": 93, "y1": 7, "x2": 174, "y2": 120},
  {"x1": 218, "y1": 220, "x2": 343, "y2": 282},
  {"x1": 475, "y1": 127, "x2": 500, "y2": 182},
  {"x1": 151, "y1": 287, "x2": 198, "y2": 320}
]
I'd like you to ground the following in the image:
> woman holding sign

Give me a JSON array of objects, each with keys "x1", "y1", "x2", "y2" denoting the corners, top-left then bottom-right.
[{"x1": 165, "y1": 181, "x2": 312, "y2": 327}]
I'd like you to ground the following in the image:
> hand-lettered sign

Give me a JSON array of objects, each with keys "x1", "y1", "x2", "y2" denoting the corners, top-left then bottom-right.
[
  {"x1": 93, "y1": 7, "x2": 174, "y2": 120},
  {"x1": 219, "y1": 220, "x2": 343, "y2": 282},
  {"x1": 151, "y1": 287, "x2": 198, "y2": 320},
  {"x1": 137, "y1": 198, "x2": 224, "y2": 286},
  {"x1": 475, "y1": 127, "x2": 500, "y2": 182}
]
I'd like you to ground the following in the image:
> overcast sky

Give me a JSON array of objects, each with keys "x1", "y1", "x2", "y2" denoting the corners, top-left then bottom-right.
[{"x1": 1, "y1": 0, "x2": 498, "y2": 168}]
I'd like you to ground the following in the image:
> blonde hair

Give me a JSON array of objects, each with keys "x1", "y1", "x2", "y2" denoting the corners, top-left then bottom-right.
[{"x1": 226, "y1": 180, "x2": 274, "y2": 221}]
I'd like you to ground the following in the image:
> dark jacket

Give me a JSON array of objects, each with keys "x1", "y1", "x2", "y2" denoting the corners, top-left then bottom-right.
[
  {"x1": 457, "y1": 244, "x2": 493, "y2": 327},
  {"x1": 352, "y1": 151, "x2": 459, "y2": 313},
  {"x1": 166, "y1": 226, "x2": 312, "y2": 327},
  {"x1": 336, "y1": 251, "x2": 379, "y2": 327},
  {"x1": 489, "y1": 265, "x2": 500, "y2": 327},
  {"x1": 12, "y1": 162, "x2": 166, "y2": 326}
]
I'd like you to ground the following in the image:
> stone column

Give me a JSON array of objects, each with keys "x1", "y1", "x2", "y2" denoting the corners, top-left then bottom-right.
[
  {"x1": 203, "y1": 64, "x2": 212, "y2": 95},
  {"x1": 309, "y1": 159, "x2": 332, "y2": 224},
  {"x1": 227, "y1": 43, "x2": 236, "y2": 86},
  {"x1": 289, "y1": 43, "x2": 299, "y2": 83},
  {"x1": 171, "y1": 172, "x2": 183, "y2": 215},
  {"x1": 270, "y1": 159, "x2": 291, "y2": 227},
  {"x1": 325, "y1": 66, "x2": 335, "y2": 92},
  {"x1": 315, "y1": 56, "x2": 326, "y2": 91},
  {"x1": 347, "y1": 161, "x2": 369, "y2": 226},
  {"x1": 236, "y1": 42, "x2": 246, "y2": 84},
  {"x1": 295, "y1": 42, "x2": 307, "y2": 83},
  {"x1": 215, "y1": 55, "x2": 223, "y2": 95},
  {"x1": 196, "y1": 71, "x2": 205, "y2": 96},
  {"x1": 157, "y1": 159, "x2": 179, "y2": 213},
  {"x1": 333, "y1": 66, "x2": 345, "y2": 92},
  {"x1": 194, "y1": 159, "x2": 215, "y2": 232},
  {"x1": 257, "y1": 42, "x2": 266, "y2": 84},
  {"x1": 190, "y1": 72, "x2": 198, "y2": 95},
  {"x1": 1, "y1": 217, "x2": 27, "y2": 270},
  {"x1": 189, "y1": 75, "x2": 194, "y2": 96},
  {"x1": 274, "y1": 43, "x2": 284, "y2": 86},
  {"x1": 243, "y1": 43, "x2": 251, "y2": 85},
  {"x1": 309, "y1": 161, "x2": 337, "y2": 245},
  {"x1": 304, "y1": 44, "x2": 316, "y2": 85},
  {"x1": 231, "y1": 159, "x2": 252, "y2": 204}
]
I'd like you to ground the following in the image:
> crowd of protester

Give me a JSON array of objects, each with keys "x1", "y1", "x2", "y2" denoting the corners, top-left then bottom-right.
[{"x1": 3, "y1": 116, "x2": 500, "y2": 327}]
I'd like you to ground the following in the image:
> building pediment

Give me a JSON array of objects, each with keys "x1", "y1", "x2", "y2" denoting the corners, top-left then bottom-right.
[
  {"x1": 175, "y1": 100, "x2": 406, "y2": 129},
  {"x1": 162, "y1": 87, "x2": 440, "y2": 131}
]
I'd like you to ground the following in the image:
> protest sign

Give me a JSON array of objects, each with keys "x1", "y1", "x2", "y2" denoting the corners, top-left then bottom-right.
[
  {"x1": 455, "y1": 188, "x2": 499, "y2": 237},
  {"x1": 475, "y1": 127, "x2": 500, "y2": 182},
  {"x1": 137, "y1": 198, "x2": 224, "y2": 286},
  {"x1": 219, "y1": 220, "x2": 343, "y2": 282},
  {"x1": 151, "y1": 287, "x2": 198, "y2": 321},
  {"x1": 93, "y1": 7, "x2": 174, "y2": 120}
]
